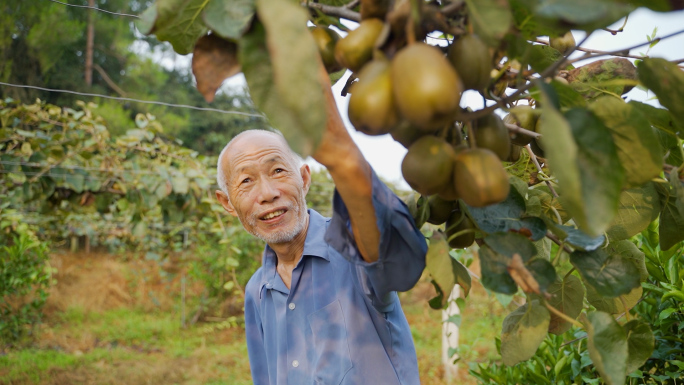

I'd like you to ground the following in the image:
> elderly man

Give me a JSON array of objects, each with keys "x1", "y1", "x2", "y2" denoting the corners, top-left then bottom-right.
[{"x1": 215, "y1": 75, "x2": 427, "y2": 384}]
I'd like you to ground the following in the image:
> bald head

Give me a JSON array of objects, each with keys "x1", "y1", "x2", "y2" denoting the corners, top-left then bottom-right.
[{"x1": 216, "y1": 130, "x2": 302, "y2": 194}]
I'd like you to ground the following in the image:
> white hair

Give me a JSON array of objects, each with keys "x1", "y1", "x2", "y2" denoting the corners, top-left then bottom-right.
[{"x1": 216, "y1": 129, "x2": 303, "y2": 194}]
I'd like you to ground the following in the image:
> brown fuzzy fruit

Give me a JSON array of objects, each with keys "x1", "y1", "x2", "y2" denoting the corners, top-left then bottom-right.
[
  {"x1": 447, "y1": 34, "x2": 492, "y2": 91},
  {"x1": 445, "y1": 210, "x2": 476, "y2": 249},
  {"x1": 334, "y1": 19, "x2": 384, "y2": 73},
  {"x1": 426, "y1": 195, "x2": 455, "y2": 225},
  {"x1": 310, "y1": 26, "x2": 343, "y2": 73},
  {"x1": 391, "y1": 43, "x2": 463, "y2": 131},
  {"x1": 390, "y1": 120, "x2": 430, "y2": 149},
  {"x1": 472, "y1": 114, "x2": 511, "y2": 161},
  {"x1": 453, "y1": 148, "x2": 510, "y2": 207},
  {"x1": 348, "y1": 59, "x2": 399, "y2": 135},
  {"x1": 402, "y1": 136, "x2": 456, "y2": 196}
]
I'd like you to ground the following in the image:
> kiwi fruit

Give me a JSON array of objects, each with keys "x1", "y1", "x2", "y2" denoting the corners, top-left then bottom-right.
[
  {"x1": 453, "y1": 148, "x2": 510, "y2": 207},
  {"x1": 472, "y1": 114, "x2": 511, "y2": 161},
  {"x1": 530, "y1": 117, "x2": 546, "y2": 158},
  {"x1": 360, "y1": 0, "x2": 390, "y2": 20},
  {"x1": 348, "y1": 59, "x2": 398, "y2": 135},
  {"x1": 445, "y1": 209, "x2": 476, "y2": 249},
  {"x1": 390, "y1": 120, "x2": 430, "y2": 148},
  {"x1": 401, "y1": 136, "x2": 456, "y2": 196},
  {"x1": 447, "y1": 34, "x2": 492, "y2": 91},
  {"x1": 426, "y1": 195, "x2": 455, "y2": 225},
  {"x1": 310, "y1": 26, "x2": 343, "y2": 73},
  {"x1": 549, "y1": 31, "x2": 576, "y2": 55},
  {"x1": 334, "y1": 19, "x2": 384, "y2": 73},
  {"x1": 504, "y1": 105, "x2": 538, "y2": 146},
  {"x1": 507, "y1": 143, "x2": 522, "y2": 162},
  {"x1": 391, "y1": 43, "x2": 463, "y2": 131}
]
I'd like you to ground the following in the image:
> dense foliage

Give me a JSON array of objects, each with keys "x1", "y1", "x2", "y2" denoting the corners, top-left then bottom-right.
[
  {"x1": 135, "y1": 0, "x2": 684, "y2": 383},
  {"x1": 0, "y1": 230, "x2": 52, "y2": 346},
  {"x1": 0, "y1": 0, "x2": 268, "y2": 155}
]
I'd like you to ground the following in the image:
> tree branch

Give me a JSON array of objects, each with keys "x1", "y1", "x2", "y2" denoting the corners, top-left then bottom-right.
[
  {"x1": 504, "y1": 122, "x2": 541, "y2": 139},
  {"x1": 303, "y1": 2, "x2": 360, "y2": 22},
  {"x1": 94, "y1": 64, "x2": 127, "y2": 97}
]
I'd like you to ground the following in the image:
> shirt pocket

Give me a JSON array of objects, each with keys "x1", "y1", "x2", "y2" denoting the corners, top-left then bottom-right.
[{"x1": 307, "y1": 299, "x2": 353, "y2": 385}]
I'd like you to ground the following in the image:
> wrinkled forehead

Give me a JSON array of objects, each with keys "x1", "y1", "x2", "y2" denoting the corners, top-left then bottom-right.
[{"x1": 221, "y1": 131, "x2": 295, "y2": 174}]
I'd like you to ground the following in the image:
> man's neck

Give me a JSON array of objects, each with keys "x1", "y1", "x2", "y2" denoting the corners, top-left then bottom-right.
[{"x1": 270, "y1": 215, "x2": 309, "y2": 275}]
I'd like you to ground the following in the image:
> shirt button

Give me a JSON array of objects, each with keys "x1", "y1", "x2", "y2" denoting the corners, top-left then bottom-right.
[
  {"x1": 292, "y1": 360, "x2": 299, "y2": 368},
  {"x1": 288, "y1": 303, "x2": 296, "y2": 310},
  {"x1": 266, "y1": 283, "x2": 272, "y2": 289}
]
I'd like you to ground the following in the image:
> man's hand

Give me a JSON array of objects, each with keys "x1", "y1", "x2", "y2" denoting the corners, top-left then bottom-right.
[{"x1": 312, "y1": 64, "x2": 381, "y2": 263}]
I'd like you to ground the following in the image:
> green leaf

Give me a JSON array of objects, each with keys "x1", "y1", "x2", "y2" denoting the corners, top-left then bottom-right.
[
  {"x1": 586, "y1": 311, "x2": 629, "y2": 385},
  {"x1": 535, "y1": 0, "x2": 633, "y2": 31},
  {"x1": 464, "y1": 0, "x2": 512, "y2": 47},
  {"x1": 628, "y1": 101, "x2": 680, "y2": 137},
  {"x1": 406, "y1": 194, "x2": 429, "y2": 229},
  {"x1": 140, "y1": 0, "x2": 210, "y2": 55},
  {"x1": 466, "y1": 188, "x2": 547, "y2": 241},
  {"x1": 426, "y1": 231, "x2": 472, "y2": 308},
  {"x1": 484, "y1": 232, "x2": 538, "y2": 259},
  {"x1": 547, "y1": 223, "x2": 605, "y2": 251},
  {"x1": 567, "y1": 59, "x2": 638, "y2": 100},
  {"x1": 589, "y1": 97, "x2": 663, "y2": 187},
  {"x1": 657, "y1": 175, "x2": 684, "y2": 250},
  {"x1": 500, "y1": 301, "x2": 550, "y2": 366},
  {"x1": 622, "y1": 320, "x2": 654, "y2": 374},
  {"x1": 585, "y1": 283, "x2": 642, "y2": 314},
  {"x1": 547, "y1": 275, "x2": 585, "y2": 335},
  {"x1": 570, "y1": 247, "x2": 640, "y2": 298},
  {"x1": 241, "y1": 0, "x2": 327, "y2": 157},
  {"x1": 482, "y1": 232, "x2": 557, "y2": 293},
  {"x1": 528, "y1": 44, "x2": 564, "y2": 73},
  {"x1": 479, "y1": 245, "x2": 518, "y2": 295},
  {"x1": 538, "y1": 92, "x2": 624, "y2": 236},
  {"x1": 605, "y1": 240, "x2": 648, "y2": 282},
  {"x1": 606, "y1": 182, "x2": 661, "y2": 242},
  {"x1": 202, "y1": 0, "x2": 255, "y2": 40},
  {"x1": 530, "y1": 80, "x2": 586, "y2": 109},
  {"x1": 638, "y1": 58, "x2": 684, "y2": 130}
]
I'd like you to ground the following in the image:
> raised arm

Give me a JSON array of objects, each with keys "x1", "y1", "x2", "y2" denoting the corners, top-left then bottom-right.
[{"x1": 312, "y1": 67, "x2": 381, "y2": 263}]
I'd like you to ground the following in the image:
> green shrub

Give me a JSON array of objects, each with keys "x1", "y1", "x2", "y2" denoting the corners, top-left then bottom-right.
[
  {"x1": 0, "y1": 231, "x2": 52, "y2": 346},
  {"x1": 469, "y1": 229, "x2": 684, "y2": 384}
]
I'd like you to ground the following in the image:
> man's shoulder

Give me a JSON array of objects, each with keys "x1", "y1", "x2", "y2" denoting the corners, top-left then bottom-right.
[{"x1": 244, "y1": 266, "x2": 266, "y2": 301}]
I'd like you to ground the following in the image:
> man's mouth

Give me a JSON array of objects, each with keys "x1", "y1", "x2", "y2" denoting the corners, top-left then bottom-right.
[{"x1": 261, "y1": 209, "x2": 286, "y2": 220}]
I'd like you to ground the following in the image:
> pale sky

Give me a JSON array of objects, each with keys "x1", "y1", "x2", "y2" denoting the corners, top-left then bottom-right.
[{"x1": 162, "y1": 7, "x2": 684, "y2": 189}]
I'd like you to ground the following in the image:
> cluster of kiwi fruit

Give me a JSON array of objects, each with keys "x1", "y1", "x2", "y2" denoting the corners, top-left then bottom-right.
[{"x1": 309, "y1": 1, "x2": 574, "y2": 247}]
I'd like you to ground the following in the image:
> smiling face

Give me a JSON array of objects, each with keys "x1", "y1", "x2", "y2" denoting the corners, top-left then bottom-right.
[{"x1": 216, "y1": 131, "x2": 311, "y2": 246}]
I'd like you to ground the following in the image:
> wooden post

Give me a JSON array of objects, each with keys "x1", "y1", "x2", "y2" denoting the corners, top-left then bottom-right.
[
  {"x1": 442, "y1": 285, "x2": 460, "y2": 383},
  {"x1": 85, "y1": 0, "x2": 95, "y2": 86}
]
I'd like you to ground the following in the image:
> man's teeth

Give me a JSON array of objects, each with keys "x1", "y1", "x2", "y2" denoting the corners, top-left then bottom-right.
[{"x1": 263, "y1": 210, "x2": 285, "y2": 220}]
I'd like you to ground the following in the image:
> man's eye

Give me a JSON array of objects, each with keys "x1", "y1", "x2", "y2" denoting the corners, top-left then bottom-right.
[
  {"x1": 241, "y1": 178, "x2": 250, "y2": 184},
  {"x1": 274, "y1": 168, "x2": 284, "y2": 173}
]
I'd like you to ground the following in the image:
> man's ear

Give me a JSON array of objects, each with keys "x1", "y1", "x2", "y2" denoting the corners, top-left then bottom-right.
[
  {"x1": 216, "y1": 190, "x2": 238, "y2": 217},
  {"x1": 300, "y1": 164, "x2": 311, "y2": 196}
]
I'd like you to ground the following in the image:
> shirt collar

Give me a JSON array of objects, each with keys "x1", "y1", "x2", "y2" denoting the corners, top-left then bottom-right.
[{"x1": 260, "y1": 209, "x2": 330, "y2": 284}]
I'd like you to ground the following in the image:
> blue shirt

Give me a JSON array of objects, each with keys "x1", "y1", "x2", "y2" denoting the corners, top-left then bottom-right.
[{"x1": 244, "y1": 171, "x2": 428, "y2": 385}]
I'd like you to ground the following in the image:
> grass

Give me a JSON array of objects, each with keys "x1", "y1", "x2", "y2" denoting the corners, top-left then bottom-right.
[{"x1": 0, "y1": 252, "x2": 509, "y2": 385}]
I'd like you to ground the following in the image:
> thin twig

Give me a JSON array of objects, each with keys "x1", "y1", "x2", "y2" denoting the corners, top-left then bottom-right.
[
  {"x1": 93, "y1": 64, "x2": 127, "y2": 97},
  {"x1": 545, "y1": 302, "x2": 584, "y2": 329},
  {"x1": 525, "y1": 144, "x2": 559, "y2": 197},
  {"x1": 546, "y1": 232, "x2": 573, "y2": 254},
  {"x1": 568, "y1": 28, "x2": 684, "y2": 65},
  {"x1": 303, "y1": 2, "x2": 360, "y2": 22},
  {"x1": 504, "y1": 122, "x2": 541, "y2": 139}
]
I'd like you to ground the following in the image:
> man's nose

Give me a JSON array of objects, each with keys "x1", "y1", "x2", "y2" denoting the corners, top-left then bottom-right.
[{"x1": 257, "y1": 178, "x2": 280, "y2": 203}]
